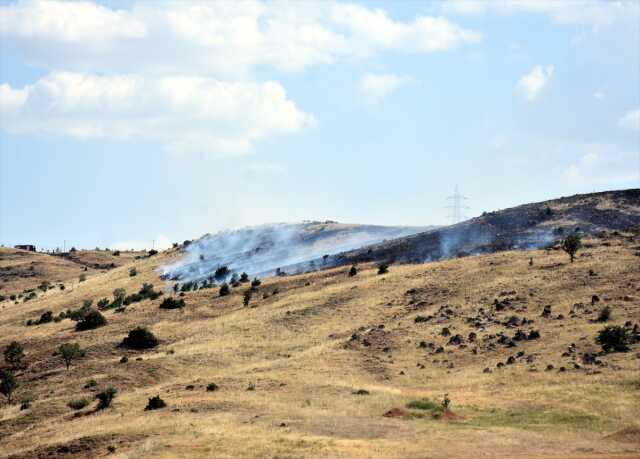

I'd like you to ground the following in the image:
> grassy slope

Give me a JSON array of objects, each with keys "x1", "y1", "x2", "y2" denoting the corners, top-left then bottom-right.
[{"x1": 0, "y1": 234, "x2": 639, "y2": 458}]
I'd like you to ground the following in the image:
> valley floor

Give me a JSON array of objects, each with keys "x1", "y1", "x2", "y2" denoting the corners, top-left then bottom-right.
[{"x1": 0, "y1": 231, "x2": 639, "y2": 458}]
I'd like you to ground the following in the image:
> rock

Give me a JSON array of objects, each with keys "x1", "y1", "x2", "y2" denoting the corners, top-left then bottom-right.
[
  {"x1": 448, "y1": 334, "x2": 463, "y2": 345},
  {"x1": 483, "y1": 367, "x2": 492, "y2": 373},
  {"x1": 506, "y1": 356, "x2": 516, "y2": 365},
  {"x1": 591, "y1": 295, "x2": 600, "y2": 305},
  {"x1": 527, "y1": 330, "x2": 541, "y2": 340}
]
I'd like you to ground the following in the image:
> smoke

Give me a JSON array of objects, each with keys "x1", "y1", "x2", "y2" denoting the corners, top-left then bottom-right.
[{"x1": 161, "y1": 222, "x2": 425, "y2": 282}]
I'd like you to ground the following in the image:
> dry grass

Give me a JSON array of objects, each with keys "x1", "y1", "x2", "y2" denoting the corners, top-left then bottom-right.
[{"x1": 0, "y1": 234, "x2": 639, "y2": 458}]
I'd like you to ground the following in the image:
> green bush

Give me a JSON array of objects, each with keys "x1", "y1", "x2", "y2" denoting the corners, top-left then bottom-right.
[
  {"x1": 121, "y1": 327, "x2": 159, "y2": 349},
  {"x1": 596, "y1": 326, "x2": 630, "y2": 353},
  {"x1": 561, "y1": 233, "x2": 582, "y2": 263},
  {"x1": 37, "y1": 311, "x2": 53, "y2": 325},
  {"x1": 96, "y1": 387, "x2": 117, "y2": 410},
  {"x1": 84, "y1": 379, "x2": 97, "y2": 388},
  {"x1": 76, "y1": 310, "x2": 107, "y2": 331},
  {"x1": 349, "y1": 265, "x2": 357, "y2": 277},
  {"x1": 67, "y1": 398, "x2": 89, "y2": 410},
  {"x1": 251, "y1": 278, "x2": 262, "y2": 288},
  {"x1": 377, "y1": 264, "x2": 389, "y2": 275},
  {"x1": 97, "y1": 298, "x2": 110, "y2": 309},
  {"x1": 219, "y1": 283, "x2": 230, "y2": 297},
  {"x1": 129, "y1": 267, "x2": 137, "y2": 277},
  {"x1": 596, "y1": 306, "x2": 611, "y2": 322},
  {"x1": 243, "y1": 289, "x2": 252, "y2": 307}
]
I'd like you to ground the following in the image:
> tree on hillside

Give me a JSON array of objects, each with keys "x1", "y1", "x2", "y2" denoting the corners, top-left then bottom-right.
[
  {"x1": 4, "y1": 342, "x2": 25, "y2": 370},
  {"x1": 0, "y1": 369, "x2": 17, "y2": 403},
  {"x1": 113, "y1": 288, "x2": 127, "y2": 307},
  {"x1": 58, "y1": 343, "x2": 85, "y2": 370},
  {"x1": 561, "y1": 233, "x2": 582, "y2": 263}
]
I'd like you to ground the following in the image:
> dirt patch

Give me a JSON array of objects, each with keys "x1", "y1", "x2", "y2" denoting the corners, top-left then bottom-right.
[
  {"x1": 383, "y1": 407, "x2": 409, "y2": 418},
  {"x1": 5, "y1": 433, "x2": 141, "y2": 458},
  {"x1": 604, "y1": 426, "x2": 640, "y2": 444},
  {"x1": 437, "y1": 409, "x2": 465, "y2": 422}
]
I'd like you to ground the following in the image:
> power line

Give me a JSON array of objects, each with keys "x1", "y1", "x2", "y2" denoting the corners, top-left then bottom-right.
[{"x1": 446, "y1": 185, "x2": 470, "y2": 225}]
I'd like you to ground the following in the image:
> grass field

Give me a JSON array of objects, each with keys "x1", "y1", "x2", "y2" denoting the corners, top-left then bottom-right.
[{"x1": 0, "y1": 231, "x2": 639, "y2": 458}]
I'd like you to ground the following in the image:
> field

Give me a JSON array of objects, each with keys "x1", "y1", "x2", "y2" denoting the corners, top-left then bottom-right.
[{"x1": 0, "y1": 231, "x2": 639, "y2": 458}]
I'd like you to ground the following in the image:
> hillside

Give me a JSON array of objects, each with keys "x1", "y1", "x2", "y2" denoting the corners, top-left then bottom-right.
[
  {"x1": 162, "y1": 221, "x2": 431, "y2": 282},
  {"x1": 315, "y1": 188, "x2": 640, "y2": 270},
  {"x1": 0, "y1": 217, "x2": 639, "y2": 457}
]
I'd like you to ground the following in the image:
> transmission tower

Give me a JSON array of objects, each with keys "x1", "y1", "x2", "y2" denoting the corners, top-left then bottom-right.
[{"x1": 446, "y1": 185, "x2": 470, "y2": 225}]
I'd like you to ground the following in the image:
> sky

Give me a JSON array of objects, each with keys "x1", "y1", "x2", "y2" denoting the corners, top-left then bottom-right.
[{"x1": 0, "y1": 0, "x2": 639, "y2": 251}]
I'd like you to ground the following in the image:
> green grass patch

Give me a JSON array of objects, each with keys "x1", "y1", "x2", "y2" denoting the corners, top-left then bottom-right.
[
  {"x1": 468, "y1": 407, "x2": 604, "y2": 431},
  {"x1": 406, "y1": 399, "x2": 444, "y2": 418}
]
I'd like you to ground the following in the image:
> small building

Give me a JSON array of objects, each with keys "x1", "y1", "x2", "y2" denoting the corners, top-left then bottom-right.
[{"x1": 14, "y1": 244, "x2": 36, "y2": 252}]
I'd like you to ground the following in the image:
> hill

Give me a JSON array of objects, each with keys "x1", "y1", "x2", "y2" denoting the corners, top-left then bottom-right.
[
  {"x1": 162, "y1": 221, "x2": 431, "y2": 282},
  {"x1": 0, "y1": 192, "x2": 639, "y2": 458}
]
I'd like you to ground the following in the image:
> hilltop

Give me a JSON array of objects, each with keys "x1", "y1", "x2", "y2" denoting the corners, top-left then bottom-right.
[{"x1": 0, "y1": 191, "x2": 638, "y2": 458}]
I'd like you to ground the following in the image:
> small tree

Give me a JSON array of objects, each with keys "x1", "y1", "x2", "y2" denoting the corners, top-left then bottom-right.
[
  {"x1": 251, "y1": 278, "x2": 262, "y2": 288},
  {"x1": 129, "y1": 267, "x2": 137, "y2": 277},
  {"x1": 96, "y1": 387, "x2": 117, "y2": 410},
  {"x1": 4, "y1": 342, "x2": 25, "y2": 370},
  {"x1": 243, "y1": 289, "x2": 252, "y2": 307},
  {"x1": 144, "y1": 395, "x2": 166, "y2": 410},
  {"x1": 0, "y1": 369, "x2": 17, "y2": 403},
  {"x1": 240, "y1": 272, "x2": 249, "y2": 283},
  {"x1": 58, "y1": 343, "x2": 85, "y2": 370},
  {"x1": 596, "y1": 306, "x2": 611, "y2": 323},
  {"x1": 113, "y1": 288, "x2": 127, "y2": 307},
  {"x1": 121, "y1": 327, "x2": 159, "y2": 349},
  {"x1": 561, "y1": 233, "x2": 582, "y2": 263},
  {"x1": 349, "y1": 265, "x2": 358, "y2": 277},
  {"x1": 219, "y1": 283, "x2": 230, "y2": 297},
  {"x1": 377, "y1": 264, "x2": 389, "y2": 275}
]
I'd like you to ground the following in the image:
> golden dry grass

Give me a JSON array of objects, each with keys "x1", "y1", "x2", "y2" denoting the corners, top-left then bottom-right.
[{"x1": 0, "y1": 234, "x2": 639, "y2": 458}]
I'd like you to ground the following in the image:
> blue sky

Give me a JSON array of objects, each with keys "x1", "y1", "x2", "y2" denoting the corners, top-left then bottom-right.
[{"x1": 1, "y1": 0, "x2": 639, "y2": 250}]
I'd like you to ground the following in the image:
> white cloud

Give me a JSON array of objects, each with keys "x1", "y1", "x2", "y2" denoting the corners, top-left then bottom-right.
[
  {"x1": 0, "y1": 72, "x2": 313, "y2": 156},
  {"x1": 516, "y1": 65, "x2": 554, "y2": 102},
  {"x1": 442, "y1": 0, "x2": 639, "y2": 28},
  {"x1": 564, "y1": 144, "x2": 639, "y2": 185},
  {"x1": 359, "y1": 73, "x2": 410, "y2": 104},
  {"x1": 593, "y1": 90, "x2": 606, "y2": 100},
  {"x1": 618, "y1": 108, "x2": 640, "y2": 131},
  {"x1": 0, "y1": 1, "x2": 481, "y2": 76}
]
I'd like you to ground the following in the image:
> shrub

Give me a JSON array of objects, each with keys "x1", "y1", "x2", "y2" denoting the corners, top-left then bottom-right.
[
  {"x1": 349, "y1": 265, "x2": 357, "y2": 277},
  {"x1": 113, "y1": 288, "x2": 127, "y2": 307},
  {"x1": 20, "y1": 399, "x2": 30, "y2": 410},
  {"x1": 148, "y1": 249, "x2": 158, "y2": 257},
  {"x1": 377, "y1": 264, "x2": 389, "y2": 275},
  {"x1": 4, "y1": 341, "x2": 25, "y2": 370},
  {"x1": 596, "y1": 326, "x2": 630, "y2": 353},
  {"x1": 214, "y1": 266, "x2": 229, "y2": 281},
  {"x1": 144, "y1": 395, "x2": 166, "y2": 410},
  {"x1": 129, "y1": 267, "x2": 138, "y2": 277},
  {"x1": 9, "y1": 294, "x2": 16, "y2": 301},
  {"x1": 0, "y1": 295, "x2": 5, "y2": 302},
  {"x1": 58, "y1": 343, "x2": 85, "y2": 370},
  {"x1": 84, "y1": 379, "x2": 97, "y2": 388},
  {"x1": 159, "y1": 297, "x2": 185, "y2": 309},
  {"x1": 251, "y1": 278, "x2": 261, "y2": 288},
  {"x1": 96, "y1": 387, "x2": 117, "y2": 410},
  {"x1": 219, "y1": 283, "x2": 230, "y2": 297},
  {"x1": 0, "y1": 370, "x2": 17, "y2": 403},
  {"x1": 561, "y1": 233, "x2": 582, "y2": 263},
  {"x1": 240, "y1": 272, "x2": 249, "y2": 283},
  {"x1": 79, "y1": 274, "x2": 87, "y2": 282},
  {"x1": 76, "y1": 310, "x2": 107, "y2": 331},
  {"x1": 97, "y1": 298, "x2": 110, "y2": 309},
  {"x1": 121, "y1": 327, "x2": 159, "y2": 349},
  {"x1": 37, "y1": 281, "x2": 51, "y2": 292},
  {"x1": 37, "y1": 311, "x2": 53, "y2": 324},
  {"x1": 206, "y1": 383, "x2": 219, "y2": 392},
  {"x1": 243, "y1": 289, "x2": 252, "y2": 307},
  {"x1": 68, "y1": 398, "x2": 89, "y2": 410},
  {"x1": 597, "y1": 306, "x2": 611, "y2": 322},
  {"x1": 112, "y1": 250, "x2": 120, "y2": 256},
  {"x1": 67, "y1": 303, "x2": 91, "y2": 322}
]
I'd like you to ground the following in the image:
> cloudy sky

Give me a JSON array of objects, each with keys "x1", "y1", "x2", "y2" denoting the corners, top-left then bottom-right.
[{"x1": 1, "y1": 0, "x2": 639, "y2": 250}]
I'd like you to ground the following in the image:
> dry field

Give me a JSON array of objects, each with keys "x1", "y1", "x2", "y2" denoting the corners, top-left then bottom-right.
[{"x1": 0, "y1": 232, "x2": 639, "y2": 458}]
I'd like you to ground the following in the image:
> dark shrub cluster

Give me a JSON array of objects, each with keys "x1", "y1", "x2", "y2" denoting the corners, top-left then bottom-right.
[
  {"x1": 159, "y1": 297, "x2": 185, "y2": 309},
  {"x1": 596, "y1": 325, "x2": 630, "y2": 353},
  {"x1": 121, "y1": 327, "x2": 159, "y2": 349},
  {"x1": 96, "y1": 387, "x2": 117, "y2": 410},
  {"x1": 144, "y1": 395, "x2": 166, "y2": 410},
  {"x1": 27, "y1": 310, "x2": 53, "y2": 326},
  {"x1": 75, "y1": 310, "x2": 107, "y2": 331},
  {"x1": 377, "y1": 264, "x2": 389, "y2": 275},
  {"x1": 122, "y1": 283, "x2": 163, "y2": 306},
  {"x1": 349, "y1": 265, "x2": 358, "y2": 277},
  {"x1": 219, "y1": 283, "x2": 230, "y2": 297}
]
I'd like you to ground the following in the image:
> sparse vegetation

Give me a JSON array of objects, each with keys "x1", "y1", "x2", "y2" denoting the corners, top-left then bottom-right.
[
  {"x1": 243, "y1": 289, "x2": 252, "y2": 307},
  {"x1": 219, "y1": 283, "x2": 230, "y2": 297},
  {"x1": 596, "y1": 306, "x2": 611, "y2": 322},
  {"x1": 349, "y1": 265, "x2": 357, "y2": 276},
  {"x1": 129, "y1": 267, "x2": 138, "y2": 277},
  {"x1": 251, "y1": 277, "x2": 262, "y2": 288},
  {"x1": 67, "y1": 398, "x2": 90, "y2": 410},
  {"x1": 377, "y1": 263, "x2": 389, "y2": 275},
  {"x1": 4, "y1": 341, "x2": 25, "y2": 370}
]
